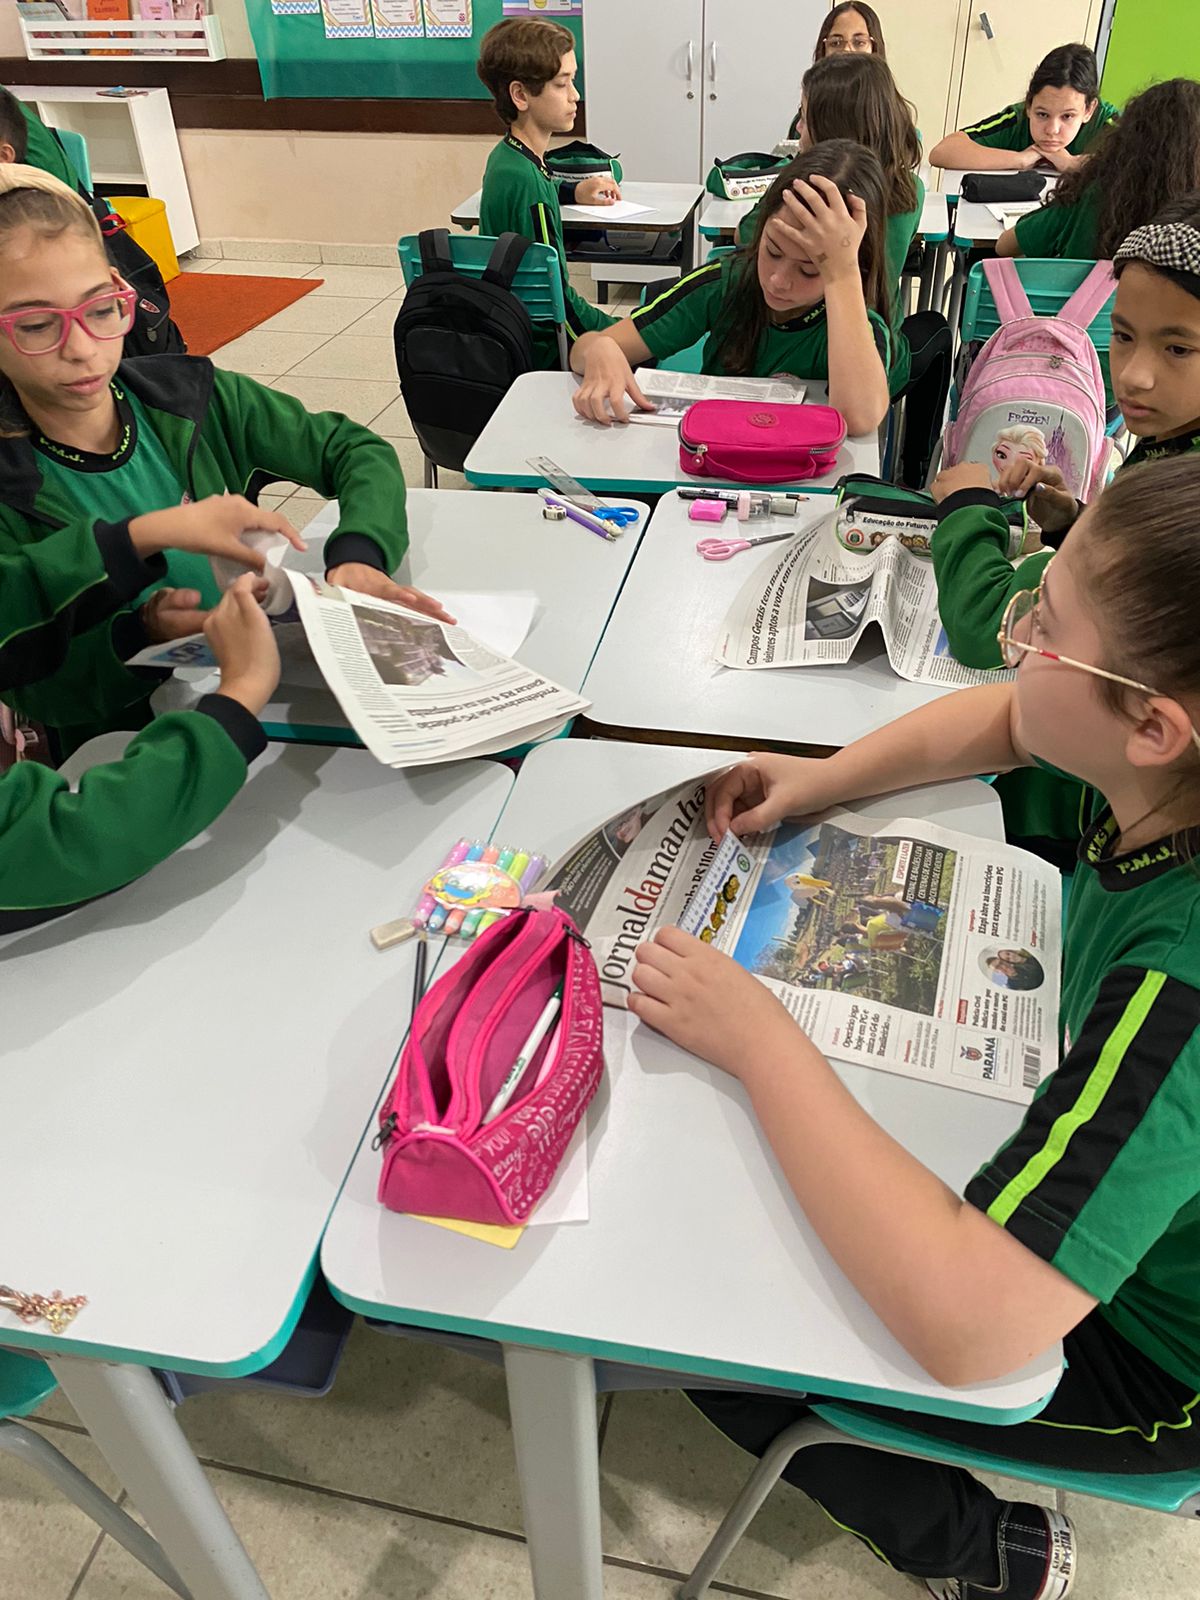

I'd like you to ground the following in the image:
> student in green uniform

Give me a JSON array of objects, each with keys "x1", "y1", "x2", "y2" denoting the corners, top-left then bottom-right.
[
  {"x1": 0, "y1": 166, "x2": 450, "y2": 755},
  {"x1": 570, "y1": 141, "x2": 894, "y2": 437},
  {"x1": 475, "y1": 17, "x2": 618, "y2": 365},
  {"x1": 0, "y1": 88, "x2": 81, "y2": 191},
  {"x1": 996, "y1": 78, "x2": 1200, "y2": 261},
  {"x1": 930, "y1": 200, "x2": 1200, "y2": 864},
  {"x1": 632, "y1": 454, "x2": 1200, "y2": 1600},
  {"x1": 786, "y1": 3, "x2": 889, "y2": 141},
  {"x1": 931, "y1": 43, "x2": 1117, "y2": 176}
]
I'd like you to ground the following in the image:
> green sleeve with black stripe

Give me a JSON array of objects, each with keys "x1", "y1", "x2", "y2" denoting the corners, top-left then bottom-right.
[
  {"x1": 524, "y1": 197, "x2": 615, "y2": 339},
  {"x1": 630, "y1": 263, "x2": 725, "y2": 360},
  {"x1": 931, "y1": 489, "x2": 1054, "y2": 669},
  {"x1": 965, "y1": 967, "x2": 1200, "y2": 1315},
  {"x1": 959, "y1": 101, "x2": 1027, "y2": 151}
]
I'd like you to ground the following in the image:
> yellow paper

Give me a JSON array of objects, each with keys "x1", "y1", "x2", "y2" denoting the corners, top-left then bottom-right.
[{"x1": 409, "y1": 1212, "x2": 526, "y2": 1249}]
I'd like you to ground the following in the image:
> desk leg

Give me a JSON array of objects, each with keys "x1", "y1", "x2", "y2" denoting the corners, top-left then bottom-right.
[
  {"x1": 918, "y1": 238, "x2": 947, "y2": 316},
  {"x1": 503, "y1": 1344, "x2": 605, "y2": 1600},
  {"x1": 680, "y1": 213, "x2": 697, "y2": 276},
  {"x1": 945, "y1": 247, "x2": 968, "y2": 343},
  {"x1": 48, "y1": 1357, "x2": 270, "y2": 1600}
]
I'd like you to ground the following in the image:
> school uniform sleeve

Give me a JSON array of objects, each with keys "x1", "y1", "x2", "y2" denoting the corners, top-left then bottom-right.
[
  {"x1": 1013, "y1": 200, "x2": 1076, "y2": 259},
  {"x1": 19, "y1": 105, "x2": 82, "y2": 189},
  {"x1": 965, "y1": 966, "x2": 1200, "y2": 1304},
  {"x1": 2, "y1": 608, "x2": 162, "y2": 740},
  {"x1": 557, "y1": 179, "x2": 579, "y2": 206},
  {"x1": 206, "y1": 369, "x2": 408, "y2": 577},
  {"x1": 0, "y1": 697, "x2": 266, "y2": 932},
  {"x1": 630, "y1": 263, "x2": 725, "y2": 360},
  {"x1": 958, "y1": 102, "x2": 1026, "y2": 152},
  {"x1": 931, "y1": 488, "x2": 1053, "y2": 669}
]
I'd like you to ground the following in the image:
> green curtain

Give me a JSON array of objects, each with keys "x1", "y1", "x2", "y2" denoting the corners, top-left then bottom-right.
[{"x1": 245, "y1": 0, "x2": 584, "y2": 101}]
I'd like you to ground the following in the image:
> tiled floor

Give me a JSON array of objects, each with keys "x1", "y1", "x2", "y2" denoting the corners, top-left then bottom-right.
[{"x1": 3, "y1": 257, "x2": 1191, "y2": 1599}]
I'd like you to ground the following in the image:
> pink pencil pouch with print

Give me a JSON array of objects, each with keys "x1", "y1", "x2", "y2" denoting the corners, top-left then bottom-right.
[
  {"x1": 678, "y1": 399, "x2": 846, "y2": 483},
  {"x1": 375, "y1": 908, "x2": 604, "y2": 1226}
]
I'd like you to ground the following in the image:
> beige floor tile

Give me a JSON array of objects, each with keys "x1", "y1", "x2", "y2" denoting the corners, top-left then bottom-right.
[
  {"x1": 288, "y1": 334, "x2": 397, "y2": 383},
  {"x1": 210, "y1": 331, "x2": 331, "y2": 379},
  {"x1": 75, "y1": 1461, "x2": 688, "y2": 1600},
  {"x1": 0, "y1": 1422, "x2": 122, "y2": 1600},
  {"x1": 174, "y1": 1324, "x2": 527, "y2": 1534},
  {"x1": 387, "y1": 435, "x2": 467, "y2": 491},
  {"x1": 320, "y1": 243, "x2": 399, "y2": 268},
  {"x1": 200, "y1": 261, "x2": 322, "y2": 280},
  {"x1": 342, "y1": 301, "x2": 402, "y2": 339},
  {"x1": 178, "y1": 257, "x2": 221, "y2": 273},
  {"x1": 254, "y1": 296, "x2": 380, "y2": 337},
  {"x1": 275, "y1": 494, "x2": 332, "y2": 533},
  {"x1": 599, "y1": 1389, "x2": 900, "y2": 1600},
  {"x1": 1063, "y1": 1491, "x2": 1200, "y2": 1598},
  {"x1": 371, "y1": 393, "x2": 416, "y2": 439},
  {"x1": 305, "y1": 265, "x2": 408, "y2": 299},
  {"x1": 267, "y1": 375, "x2": 399, "y2": 428}
]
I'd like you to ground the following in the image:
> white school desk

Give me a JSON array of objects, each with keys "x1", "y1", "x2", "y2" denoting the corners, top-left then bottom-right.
[
  {"x1": 322, "y1": 737, "x2": 1063, "y2": 1600},
  {"x1": 251, "y1": 489, "x2": 649, "y2": 745},
  {"x1": 0, "y1": 744, "x2": 512, "y2": 1600},
  {"x1": 464, "y1": 371, "x2": 880, "y2": 496},
  {"x1": 581, "y1": 493, "x2": 960, "y2": 750}
]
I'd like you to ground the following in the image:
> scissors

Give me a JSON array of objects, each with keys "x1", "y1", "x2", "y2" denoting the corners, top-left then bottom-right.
[
  {"x1": 593, "y1": 504, "x2": 641, "y2": 529},
  {"x1": 696, "y1": 529, "x2": 798, "y2": 561}
]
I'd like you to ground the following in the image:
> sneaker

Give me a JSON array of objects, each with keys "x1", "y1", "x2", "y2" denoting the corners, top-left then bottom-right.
[{"x1": 923, "y1": 1503, "x2": 1076, "y2": 1600}]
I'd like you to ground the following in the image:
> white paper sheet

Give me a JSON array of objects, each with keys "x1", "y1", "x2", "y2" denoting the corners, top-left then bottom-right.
[
  {"x1": 435, "y1": 592, "x2": 538, "y2": 659},
  {"x1": 525, "y1": 1118, "x2": 589, "y2": 1226},
  {"x1": 564, "y1": 199, "x2": 655, "y2": 222}
]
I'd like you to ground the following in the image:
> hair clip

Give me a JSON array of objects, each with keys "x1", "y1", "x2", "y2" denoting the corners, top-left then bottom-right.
[{"x1": 0, "y1": 1283, "x2": 88, "y2": 1335}]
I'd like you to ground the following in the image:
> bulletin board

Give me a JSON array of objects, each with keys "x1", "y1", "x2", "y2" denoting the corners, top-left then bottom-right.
[{"x1": 245, "y1": 0, "x2": 584, "y2": 102}]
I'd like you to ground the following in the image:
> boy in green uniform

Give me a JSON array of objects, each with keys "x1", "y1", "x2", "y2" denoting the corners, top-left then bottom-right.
[
  {"x1": 0, "y1": 89, "x2": 81, "y2": 190},
  {"x1": 476, "y1": 17, "x2": 618, "y2": 365},
  {"x1": 931, "y1": 43, "x2": 1117, "y2": 175}
]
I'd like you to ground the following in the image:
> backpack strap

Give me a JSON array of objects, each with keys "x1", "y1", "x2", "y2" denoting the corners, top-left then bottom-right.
[
  {"x1": 481, "y1": 231, "x2": 531, "y2": 291},
  {"x1": 981, "y1": 256, "x2": 1034, "y2": 324},
  {"x1": 417, "y1": 229, "x2": 455, "y2": 276},
  {"x1": 1057, "y1": 261, "x2": 1117, "y2": 330}
]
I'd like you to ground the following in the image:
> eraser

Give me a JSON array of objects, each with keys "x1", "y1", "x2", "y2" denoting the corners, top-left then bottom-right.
[
  {"x1": 371, "y1": 917, "x2": 417, "y2": 951},
  {"x1": 769, "y1": 496, "x2": 799, "y2": 516},
  {"x1": 688, "y1": 499, "x2": 727, "y2": 524}
]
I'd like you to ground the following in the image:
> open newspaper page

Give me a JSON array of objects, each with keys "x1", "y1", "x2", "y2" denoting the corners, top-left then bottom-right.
[
  {"x1": 284, "y1": 571, "x2": 587, "y2": 766},
  {"x1": 540, "y1": 774, "x2": 1060, "y2": 1105},
  {"x1": 714, "y1": 502, "x2": 1011, "y2": 686},
  {"x1": 630, "y1": 370, "x2": 807, "y2": 426}
]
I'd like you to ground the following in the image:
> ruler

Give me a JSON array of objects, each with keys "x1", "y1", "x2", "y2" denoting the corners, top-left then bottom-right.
[{"x1": 526, "y1": 455, "x2": 606, "y2": 512}]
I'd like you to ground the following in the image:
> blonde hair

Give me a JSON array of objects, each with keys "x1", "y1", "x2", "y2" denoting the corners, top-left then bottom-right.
[
  {"x1": 0, "y1": 163, "x2": 103, "y2": 253},
  {"x1": 995, "y1": 423, "x2": 1048, "y2": 462}
]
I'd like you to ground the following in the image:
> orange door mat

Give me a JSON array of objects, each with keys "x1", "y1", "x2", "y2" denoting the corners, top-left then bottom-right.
[{"x1": 169, "y1": 273, "x2": 324, "y2": 356}]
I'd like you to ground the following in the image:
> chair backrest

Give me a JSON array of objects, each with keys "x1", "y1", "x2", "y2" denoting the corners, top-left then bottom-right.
[
  {"x1": 0, "y1": 1349, "x2": 57, "y2": 1420},
  {"x1": 398, "y1": 233, "x2": 567, "y2": 328},
  {"x1": 961, "y1": 257, "x2": 1115, "y2": 353},
  {"x1": 54, "y1": 127, "x2": 92, "y2": 193}
]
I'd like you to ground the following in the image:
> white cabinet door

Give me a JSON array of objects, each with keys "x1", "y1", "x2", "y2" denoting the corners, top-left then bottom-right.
[
  {"x1": 699, "y1": 0, "x2": 827, "y2": 174},
  {"x1": 885, "y1": 0, "x2": 970, "y2": 146},
  {"x1": 954, "y1": 0, "x2": 1097, "y2": 132},
  {"x1": 583, "y1": 0, "x2": 706, "y2": 183}
]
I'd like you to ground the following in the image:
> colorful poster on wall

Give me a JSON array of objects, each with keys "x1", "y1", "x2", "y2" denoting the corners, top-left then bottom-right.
[
  {"x1": 271, "y1": 0, "x2": 319, "y2": 15},
  {"x1": 421, "y1": 0, "x2": 470, "y2": 38},
  {"x1": 322, "y1": 0, "x2": 373, "y2": 35},
  {"x1": 371, "y1": 0, "x2": 421, "y2": 36},
  {"x1": 502, "y1": 0, "x2": 581, "y2": 12}
]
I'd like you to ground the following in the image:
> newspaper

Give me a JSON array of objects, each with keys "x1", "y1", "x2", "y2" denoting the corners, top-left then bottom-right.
[
  {"x1": 539, "y1": 772, "x2": 1061, "y2": 1104},
  {"x1": 714, "y1": 501, "x2": 1012, "y2": 686},
  {"x1": 130, "y1": 572, "x2": 585, "y2": 767},
  {"x1": 631, "y1": 370, "x2": 807, "y2": 426}
]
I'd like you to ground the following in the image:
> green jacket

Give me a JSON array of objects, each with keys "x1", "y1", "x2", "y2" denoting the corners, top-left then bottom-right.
[
  {"x1": 0, "y1": 696, "x2": 266, "y2": 933},
  {"x1": 0, "y1": 355, "x2": 408, "y2": 747},
  {"x1": 18, "y1": 104, "x2": 81, "y2": 189}
]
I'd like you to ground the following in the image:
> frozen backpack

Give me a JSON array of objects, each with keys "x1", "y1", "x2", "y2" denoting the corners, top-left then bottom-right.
[{"x1": 943, "y1": 257, "x2": 1116, "y2": 504}]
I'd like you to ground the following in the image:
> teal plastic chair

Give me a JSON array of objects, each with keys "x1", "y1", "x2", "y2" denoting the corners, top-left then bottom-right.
[
  {"x1": 0, "y1": 1349, "x2": 190, "y2": 1595},
  {"x1": 679, "y1": 1397, "x2": 1200, "y2": 1597},
  {"x1": 54, "y1": 128, "x2": 92, "y2": 193}
]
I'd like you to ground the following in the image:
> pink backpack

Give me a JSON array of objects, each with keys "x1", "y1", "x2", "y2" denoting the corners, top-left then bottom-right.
[
  {"x1": 944, "y1": 258, "x2": 1116, "y2": 503},
  {"x1": 679, "y1": 399, "x2": 846, "y2": 483},
  {"x1": 376, "y1": 907, "x2": 604, "y2": 1227}
]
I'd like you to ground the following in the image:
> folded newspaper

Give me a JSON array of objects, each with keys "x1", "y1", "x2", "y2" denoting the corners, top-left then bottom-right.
[
  {"x1": 130, "y1": 570, "x2": 587, "y2": 767},
  {"x1": 538, "y1": 772, "x2": 1060, "y2": 1104},
  {"x1": 631, "y1": 370, "x2": 807, "y2": 426},
  {"x1": 714, "y1": 500, "x2": 1015, "y2": 686}
]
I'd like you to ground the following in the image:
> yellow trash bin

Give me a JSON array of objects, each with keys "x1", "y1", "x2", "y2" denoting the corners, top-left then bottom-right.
[{"x1": 110, "y1": 196, "x2": 180, "y2": 284}]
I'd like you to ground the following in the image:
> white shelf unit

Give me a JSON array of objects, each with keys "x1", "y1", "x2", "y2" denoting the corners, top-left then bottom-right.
[
  {"x1": 18, "y1": 15, "x2": 226, "y2": 62},
  {"x1": 8, "y1": 83, "x2": 199, "y2": 253}
]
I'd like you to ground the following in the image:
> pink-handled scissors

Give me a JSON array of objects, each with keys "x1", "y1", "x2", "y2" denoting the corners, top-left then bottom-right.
[{"x1": 696, "y1": 529, "x2": 799, "y2": 561}]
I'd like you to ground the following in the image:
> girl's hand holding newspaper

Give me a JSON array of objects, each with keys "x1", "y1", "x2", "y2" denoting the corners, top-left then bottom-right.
[{"x1": 706, "y1": 753, "x2": 840, "y2": 842}]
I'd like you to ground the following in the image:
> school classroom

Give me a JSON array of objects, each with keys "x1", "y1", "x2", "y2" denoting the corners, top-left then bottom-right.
[{"x1": 5, "y1": 1, "x2": 1200, "y2": 1597}]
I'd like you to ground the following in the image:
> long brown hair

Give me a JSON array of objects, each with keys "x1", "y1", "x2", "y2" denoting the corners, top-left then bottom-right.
[
  {"x1": 813, "y1": 3, "x2": 885, "y2": 62},
  {"x1": 712, "y1": 139, "x2": 890, "y2": 376},
  {"x1": 1047, "y1": 79, "x2": 1200, "y2": 259},
  {"x1": 801, "y1": 54, "x2": 919, "y2": 217}
]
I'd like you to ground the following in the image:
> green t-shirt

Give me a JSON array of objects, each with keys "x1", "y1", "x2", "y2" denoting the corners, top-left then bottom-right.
[
  {"x1": 1013, "y1": 184, "x2": 1102, "y2": 260},
  {"x1": 33, "y1": 381, "x2": 216, "y2": 606},
  {"x1": 479, "y1": 132, "x2": 616, "y2": 364},
  {"x1": 966, "y1": 809, "x2": 1200, "y2": 1388},
  {"x1": 960, "y1": 97, "x2": 1119, "y2": 156},
  {"x1": 18, "y1": 104, "x2": 81, "y2": 190},
  {"x1": 630, "y1": 254, "x2": 898, "y2": 393}
]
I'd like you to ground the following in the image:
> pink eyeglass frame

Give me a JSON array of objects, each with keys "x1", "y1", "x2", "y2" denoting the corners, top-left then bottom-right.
[{"x1": 0, "y1": 285, "x2": 137, "y2": 356}]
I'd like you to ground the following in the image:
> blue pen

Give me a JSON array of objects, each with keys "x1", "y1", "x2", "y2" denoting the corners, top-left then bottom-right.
[{"x1": 426, "y1": 839, "x2": 485, "y2": 934}]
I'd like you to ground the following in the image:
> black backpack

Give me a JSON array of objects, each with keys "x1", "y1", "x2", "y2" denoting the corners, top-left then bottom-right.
[
  {"x1": 392, "y1": 229, "x2": 537, "y2": 474},
  {"x1": 96, "y1": 202, "x2": 187, "y2": 357}
]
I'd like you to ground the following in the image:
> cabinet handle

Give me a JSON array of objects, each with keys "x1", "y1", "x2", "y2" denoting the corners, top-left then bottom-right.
[
  {"x1": 708, "y1": 39, "x2": 718, "y2": 100},
  {"x1": 685, "y1": 38, "x2": 695, "y2": 98},
  {"x1": 978, "y1": 9, "x2": 994, "y2": 38}
]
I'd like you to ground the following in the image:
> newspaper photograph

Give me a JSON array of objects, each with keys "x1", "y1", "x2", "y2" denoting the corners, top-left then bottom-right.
[
  {"x1": 538, "y1": 774, "x2": 1060, "y2": 1104},
  {"x1": 631, "y1": 370, "x2": 807, "y2": 426},
  {"x1": 714, "y1": 501, "x2": 1014, "y2": 686}
]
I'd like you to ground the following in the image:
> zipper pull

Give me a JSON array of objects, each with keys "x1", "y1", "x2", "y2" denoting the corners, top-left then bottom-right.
[
  {"x1": 371, "y1": 1112, "x2": 398, "y2": 1151},
  {"x1": 565, "y1": 923, "x2": 591, "y2": 949}
]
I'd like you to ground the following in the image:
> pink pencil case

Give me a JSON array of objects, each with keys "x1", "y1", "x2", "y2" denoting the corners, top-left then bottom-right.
[
  {"x1": 678, "y1": 399, "x2": 846, "y2": 483},
  {"x1": 376, "y1": 908, "x2": 604, "y2": 1226}
]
